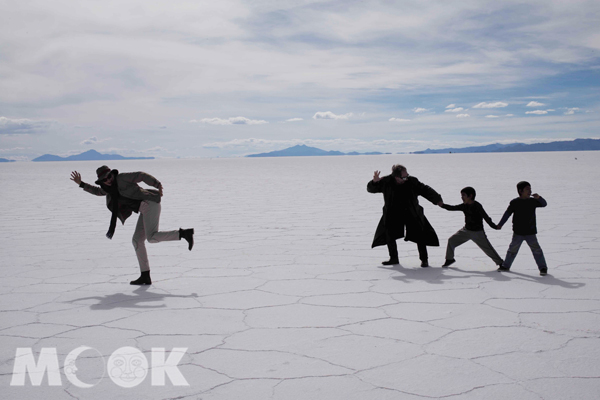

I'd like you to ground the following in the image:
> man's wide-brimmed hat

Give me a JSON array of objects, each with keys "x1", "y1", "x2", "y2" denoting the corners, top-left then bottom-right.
[{"x1": 95, "y1": 165, "x2": 112, "y2": 184}]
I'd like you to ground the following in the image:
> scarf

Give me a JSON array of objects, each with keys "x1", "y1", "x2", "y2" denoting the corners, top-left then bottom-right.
[{"x1": 103, "y1": 176, "x2": 120, "y2": 239}]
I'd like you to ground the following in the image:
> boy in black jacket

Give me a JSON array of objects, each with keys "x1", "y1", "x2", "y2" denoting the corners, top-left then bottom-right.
[
  {"x1": 439, "y1": 187, "x2": 504, "y2": 268},
  {"x1": 497, "y1": 181, "x2": 548, "y2": 276}
]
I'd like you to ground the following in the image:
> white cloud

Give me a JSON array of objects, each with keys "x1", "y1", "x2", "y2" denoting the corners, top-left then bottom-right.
[
  {"x1": 389, "y1": 118, "x2": 411, "y2": 122},
  {"x1": 446, "y1": 104, "x2": 456, "y2": 108},
  {"x1": 445, "y1": 107, "x2": 465, "y2": 113},
  {"x1": 485, "y1": 115, "x2": 499, "y2": 118},
  {"x1": 526, "y1": 110, "x2": 548, "y2": 115},
  {"x1": 198, "y1": 117, "x2": 268, "y2": 125},
  {"x1": 473, "y1": 102, "x2": 508, "y2": 108},
  {"x1": 526, "y1": 101, "x2": 546, "y2": 107},
  {"x1": 285, "y1": 118, "x2": 303, "y2": 122},
  {"x1": 456, "y1": 114, "x2": 470, "y2": 118},
  {"x1": 312, "y1": 111, "x2": 352, "y2": 120},
  {"x1": 0, "y1": 116, "x2": 46, "y2": 134},
  {"x1": 413, "y1": 108, "x2": 428, "y2": 113},
  {"x1": 506, "y1": 114, "x2": 514, "y2": 117},
  {"x1": 565, "y1": 107, "x2": 580, "y2": 115},
  {"x1": 80, "y1": 136, "x2": 110, "y2": 145}
]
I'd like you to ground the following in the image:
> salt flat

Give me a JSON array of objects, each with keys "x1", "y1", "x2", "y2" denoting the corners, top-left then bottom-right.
[{"x1": 1, "y1": 152, "x2": 599, "y2": 399}]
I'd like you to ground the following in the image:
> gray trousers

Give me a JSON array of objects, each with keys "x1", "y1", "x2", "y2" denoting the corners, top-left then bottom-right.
[
  {"x1": 132, "y1": 201, "x2": 180, "y2": 272},
  {"x1": 446, "y1": 228, "x2": 504, "y2": 266},
  {"x1": 503, "y1": 234, "x2": 547, "y2": 270}
]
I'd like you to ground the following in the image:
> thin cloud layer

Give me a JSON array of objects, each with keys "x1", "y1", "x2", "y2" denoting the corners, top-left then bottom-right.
[
  {"x1": 526, "y1": 110, "x2": 548, "y2": 115},
  {"x1": 0, "y1": 117, "x2": 45, "y2": 134},
  {"x1": 527, "y1": 101, "x2": 546, "y2": 107},
  {"x1": 312, "y1": 112, "x2": 352, "y2": 120},
  {"x1": 389, "y1": 118, "x2": 411, "y2": 122},
  {"x1": 196, "y1": 117, "x2": 268, "y2": 125},
  {"x1": 473, "y1": 102, "x2": 508, "y2": 109}
]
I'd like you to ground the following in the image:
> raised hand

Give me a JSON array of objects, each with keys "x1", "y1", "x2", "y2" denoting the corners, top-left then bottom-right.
[
  {"x1": 373, "y1": 170, "x2": 381, "y2": 182},
  {"x1": 70, "y1": 171, "x2": 82, "y2": 185},
  {"x1": 158, "y1": 183, "x2": 163, "y2": 197},
  {"x1": 532, "y1": 193, "x2": 540, "y2": 199}
]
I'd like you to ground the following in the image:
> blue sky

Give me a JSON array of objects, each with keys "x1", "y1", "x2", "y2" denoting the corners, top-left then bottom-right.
[{"x1": 1, "y1": 0, "x2": 599, "y2": 160}]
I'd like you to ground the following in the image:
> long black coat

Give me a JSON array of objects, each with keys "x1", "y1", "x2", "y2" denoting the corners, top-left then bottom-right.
[{"x1": 367, "y1": 175, "x2": 442, "y2": 248}]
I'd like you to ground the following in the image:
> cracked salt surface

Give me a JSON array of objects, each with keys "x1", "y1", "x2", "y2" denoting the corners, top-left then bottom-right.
[{"x1": 1, "y1": 152, "x2": 599, "y2": 399}]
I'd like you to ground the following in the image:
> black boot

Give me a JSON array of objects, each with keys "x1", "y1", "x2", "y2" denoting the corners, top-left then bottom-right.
[
  {"x1": 382, "y1": 258, "x2": 399, "y2": 265},
  {"x1": 130, "y1": 270, "x2": 152, "y2": 285},
  {"x1": 179, "y1": 228, "x2": 194, "y2": 251}
]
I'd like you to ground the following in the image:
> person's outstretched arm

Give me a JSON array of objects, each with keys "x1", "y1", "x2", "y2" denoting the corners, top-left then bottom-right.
[
  {"x1": 71, "y1": 171, "x2": 106, "y2": 196},
  {"x1": 413, "y1": 178, "x2": 443, "y2": 206},
  {"x1": 497, "y1": 202, "x2": 514, "y2": 229},
  {"x1": 367, "y1": 170, "x2": 384, "y2": 193},
  {"x1": 440, "y1": 203, "x2": 463, "y2": 211},
  {"x1": 479, "y1": 203, "x2": 499, "y2": 230}
]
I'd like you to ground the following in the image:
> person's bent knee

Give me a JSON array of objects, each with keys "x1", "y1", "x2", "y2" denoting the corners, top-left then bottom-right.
[{"x1": 147, "y1": 234, "x2": 159, "y2": 244}]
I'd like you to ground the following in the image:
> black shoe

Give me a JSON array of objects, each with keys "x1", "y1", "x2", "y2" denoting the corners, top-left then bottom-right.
[
  {"x1": 497, "y1": 266, "x2": 510, "y2": 272},
  {"x1": 382, "y1": 259, "x2": 399, "y2": 265},
  {"x1": 420, "y1": 260, "x2": 429, "y2": 268},
  {"x1": 442, "y1": 259, "x2": 455, "y2": 268},
  {"x1": 539, "y1": 268, "x2": 548, "y2": 276},
  {"x1": 130, "y1": 271, "x2": 152, "y2": 285},
  {"x1": 179, "y1": 228, "x2": 194, "y2": 251}
]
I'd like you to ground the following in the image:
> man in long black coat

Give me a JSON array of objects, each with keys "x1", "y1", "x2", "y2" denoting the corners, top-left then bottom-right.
[{"x1": 367, "y1": 164, "x2": 443, "y2": 267}]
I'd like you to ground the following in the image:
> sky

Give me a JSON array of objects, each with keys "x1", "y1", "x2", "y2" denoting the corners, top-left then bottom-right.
[{"x1": 1, "y1": 0, "x2": 599, "y2": 160}]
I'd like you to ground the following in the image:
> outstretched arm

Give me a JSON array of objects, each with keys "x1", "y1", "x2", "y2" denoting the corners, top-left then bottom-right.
[
  {"x1": 367, "y1": 171, "x2": 384, "y2": 193},
  {"x1": 479, "y1": 203, "x2": 499, "y2": 230},
  {"x1": 497, "y1": 203, "x2": 514, "y2": 229},
  {"x1": 71, "y1": 171, "x2": 106, "y2": 196},
  {"x1": 414, "y1": 178, "x2": 443, "y2": 205}
]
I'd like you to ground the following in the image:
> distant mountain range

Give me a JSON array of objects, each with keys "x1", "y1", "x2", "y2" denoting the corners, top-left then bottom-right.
[
  {"x1": 32, "y1": 149, "x2": 154, "y2": 162},
  {"x1": 246, "y1": 145, "x2": 389, "y2": 157},
  {"x1": 0, "y1": 158, "x2": 16, "y2": 162},
  {"x1": 412, "y1": 138, "x2": 600, "y2": 154}
]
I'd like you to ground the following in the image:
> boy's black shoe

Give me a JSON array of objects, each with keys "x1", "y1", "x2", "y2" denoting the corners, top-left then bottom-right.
[
  {"x1": 442, "y1": 259, "x2": 456, "y2": 268},
  {"x1": 539, "y1": 268, "x2": 548, "y2": 276},
  {"x1": 497, "y1": 266, "x2": 510, "y2": 272},
  {"x1": 130, "y1": 271, "x2": 152, "y2": 285},
  {"x1": 382, "y1": 259, "x2": 399, "y2": 265},
  {"x1": 179, "y1": 228, "x2": 194, "y2": 251},
  {"x1": 420, "y1": 260, "x2": 429, "y2": 268}
]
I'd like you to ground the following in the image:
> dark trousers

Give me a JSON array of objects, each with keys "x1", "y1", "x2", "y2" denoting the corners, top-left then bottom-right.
[
  {"x1": 503, "y1": 234, "x2": 547, "y2": 270},
  {"x1": 386, "y1": 230, "x2": 428, "y2": 261}
]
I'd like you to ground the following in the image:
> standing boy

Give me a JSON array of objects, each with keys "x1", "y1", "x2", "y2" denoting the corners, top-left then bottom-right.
[
  {"x1": 70, "y1": 166, "x2": 195, "y2": 285},
  {"x1": 497, "y1": 181, "x2": 548, "y2": 276},
  {"x1": 439, "y1": 187, "x2": 504, "y2": 268}
]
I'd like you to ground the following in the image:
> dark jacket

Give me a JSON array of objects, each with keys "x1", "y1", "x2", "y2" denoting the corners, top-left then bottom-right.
[
  {"x1": 498, "y1": 196, "x2": 547, "y2": 235},
  {"x1": 367, "y1": 175, "x2": 442, "y2": 247},
  {"x1": 441, "y1": 201, "x2": 497, "y2": 231},
  {"x1": 80, "y1": 170, "x2": 162, "y2": 224}
]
